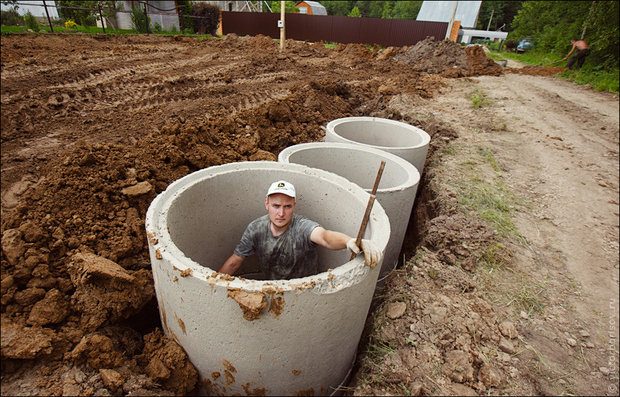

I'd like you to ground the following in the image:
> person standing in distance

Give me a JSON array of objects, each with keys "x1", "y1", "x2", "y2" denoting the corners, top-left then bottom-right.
[
  {"x1": 218, "y1": 180, "x2": 381, "y2": 280},
  {"x1": 563, "y1": 38, "x2": 590, "y2": 70}
]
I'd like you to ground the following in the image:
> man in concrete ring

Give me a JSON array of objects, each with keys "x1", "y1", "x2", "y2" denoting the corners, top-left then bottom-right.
[{"x1": 218, "y1": 180, "x2": 381, "y2": 280}]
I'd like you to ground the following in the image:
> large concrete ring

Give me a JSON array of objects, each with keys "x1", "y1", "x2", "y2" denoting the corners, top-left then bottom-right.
[
  {"x1": 145, "y1": 161, "x2": 390, "y2": 396},
  {"x1": 279, "y1": 142, "x2": 420, "y2": 280},
  {"x1": 325, "y1": 116, "x2": 431, "y2": 175}
]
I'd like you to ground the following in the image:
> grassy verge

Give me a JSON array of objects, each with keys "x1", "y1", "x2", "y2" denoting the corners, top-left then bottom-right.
[
  {"x1": 439, "y1": 141, "x2": 548, "y2": 317},
  {"x1": 490, "y1": 49, "x2": 619, "y2": 93},
  {"x1": 1, "y1": 25, "x2": 217, "y2": 39}
]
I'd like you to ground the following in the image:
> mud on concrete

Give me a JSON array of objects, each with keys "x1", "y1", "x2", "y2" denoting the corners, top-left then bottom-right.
[{"x1": 1, "y1": 33, "x2": 514, "y2": 395}]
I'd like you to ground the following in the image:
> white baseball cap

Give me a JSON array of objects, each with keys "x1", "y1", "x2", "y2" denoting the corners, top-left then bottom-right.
[{"x1": 266, "y1": 180, "x2": 296, "y2": 199}]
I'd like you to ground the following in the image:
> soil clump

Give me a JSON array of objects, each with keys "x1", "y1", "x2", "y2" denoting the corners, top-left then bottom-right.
[{"x1": 392, "y1": 37, "x2": 502, "y2": 77}]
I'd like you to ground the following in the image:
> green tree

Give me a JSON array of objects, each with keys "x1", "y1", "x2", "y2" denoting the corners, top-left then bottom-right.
[
  {"x1": 348, "y1": 6, "x2": 361, "y2": 17},
  {"x1": 323, "y1": 1, "x2": 355, "y2": 16},
  {"x1": 476, "y1": 1, "x2": 523, "y2": 31},
  {"x1": 269, "y1": 1, "x2": 298, "y2": 13},
  {"x1": 381, "y1": 1, "x2": 394, "y2": 19},
  {"x1": 368, "y1": 1, "x2": 385, "y2": 18},
  {"x1": 392, "y1": 1, "x2": 422, "y2": 20},
  {"x1": 353, "y1": 1, "x2": 371, "y2": 17},
  {"x1": 511, "y1": 1, "x2": 618, "y2": 69}
]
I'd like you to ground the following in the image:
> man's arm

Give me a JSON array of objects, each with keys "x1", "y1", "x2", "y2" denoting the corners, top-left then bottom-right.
[
  {"x1": 310, "y1": 227, "x2": 382, "y2": 267},
  {"x1": 310, "y1": 227, "x2": 350, "y2": 250},
  {"x1": 563, "y1": 43, "x2": 576, "y2": 60},
  {"x1": 218, "y1": 253, "x2": 244, "y2": 275}
]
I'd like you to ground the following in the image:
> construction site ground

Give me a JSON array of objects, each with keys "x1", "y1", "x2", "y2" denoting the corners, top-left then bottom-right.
[{"x1": 1, "y1": 33, "x2": 618, "y2": 396}]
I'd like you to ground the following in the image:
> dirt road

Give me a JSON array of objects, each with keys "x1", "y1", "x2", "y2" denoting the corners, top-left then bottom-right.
[
  {"x1": 396, "y1": 72, "x2": 619, "y2": 395},
  {"x1": 1, "y1": 34, "x2": 618, "y2": 396}
]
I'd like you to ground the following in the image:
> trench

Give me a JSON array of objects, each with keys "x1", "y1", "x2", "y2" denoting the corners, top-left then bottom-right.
[
  {"x1": 344, "y1": 118, "x2": 455, "y2": 391},
  {"x1": 125, "y1": 114, "x2": 450, "y2": 396}
]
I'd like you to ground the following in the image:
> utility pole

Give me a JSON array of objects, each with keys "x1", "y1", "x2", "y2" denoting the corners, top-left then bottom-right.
[
  {"x1": 279, "y1": 1, "x2": 285, "y2": 51},
  {"x1": 581, "y1": 0, "x2": 597, "y2": 40},
  {"x1": 486, "y1": 7, "x2": 494, "y2": 31},
  {"x1": 445, "y1": 1, "x2": 458, "y2": 40}
]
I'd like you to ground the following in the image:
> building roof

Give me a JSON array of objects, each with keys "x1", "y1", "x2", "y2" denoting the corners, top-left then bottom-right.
[
  {"x1": 417, "y1": 0, "x2": 482, "y2": 29},
  {"x1": 298, "y1": 1, "x2": 327, "y2": 15}
]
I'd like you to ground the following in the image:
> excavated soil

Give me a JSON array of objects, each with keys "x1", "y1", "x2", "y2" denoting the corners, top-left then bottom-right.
[{"x1": 1, "y1": 33, "x2": 618, "y2": 396}]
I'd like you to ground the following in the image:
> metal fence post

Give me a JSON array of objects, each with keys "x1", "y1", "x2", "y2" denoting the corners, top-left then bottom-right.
[
  {"x1": 144, "y1": 0, "x2": 150, "y2": 34},
  {"x1": 42, "y1": 0, "x2": 54, "y2": 32},
  {"x1": 98, "y1": 3, "x2": 106, "y2": 34}
]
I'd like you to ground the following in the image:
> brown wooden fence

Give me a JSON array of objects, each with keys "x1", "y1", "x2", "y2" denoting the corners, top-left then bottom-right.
[{"x1": 221, "y1": 11, "x2": 448, "y2": 47}]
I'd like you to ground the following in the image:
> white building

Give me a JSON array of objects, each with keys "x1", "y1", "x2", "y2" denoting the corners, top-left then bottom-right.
[{"x1": 1, "y1": 0, "x2": 59, "y2": 20}]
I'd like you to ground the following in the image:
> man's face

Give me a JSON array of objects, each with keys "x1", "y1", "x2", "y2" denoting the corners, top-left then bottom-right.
[{"x1": 265, "y1": 193, "x2": 296, "y2": 229}]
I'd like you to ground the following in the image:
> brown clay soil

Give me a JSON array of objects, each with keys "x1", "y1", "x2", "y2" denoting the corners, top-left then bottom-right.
[{"x1": 1, "y1": 33, "x2": 618, "y2": 396}]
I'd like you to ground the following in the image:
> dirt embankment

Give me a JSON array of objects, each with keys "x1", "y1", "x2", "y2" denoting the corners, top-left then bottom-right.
[{"x1": 3, "y1": 32, "x2": 593, "y2": 396}]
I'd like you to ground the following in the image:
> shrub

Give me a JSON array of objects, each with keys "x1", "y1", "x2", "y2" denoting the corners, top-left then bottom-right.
[
  {"x1": 153, "y1": 22, "x2": 162, "y2": 32},
  {"x1": 82, "y1": 14, "x2": 96, "y2": 26},
  {"x1": 24, "y1": 11, "x2": 40, "y2": 32},
  {"x1": 192, "y1": 3, "x2": 219, "y2": 35},
  {"x1": 65, "y1": 19, "x2": 78, "y2": 29},
  {"x1": 504, "y1": 40, "x2": 518, "y2": 52},
  {"x1": 131, "y1": 6, "x2": 150, "y2": 33},
  {"x1": 178, "y1": 0, "x2": 194, "y2": 33},
  {"x1": 1, "y1": 8, "x2": 24, "y2": 26}
]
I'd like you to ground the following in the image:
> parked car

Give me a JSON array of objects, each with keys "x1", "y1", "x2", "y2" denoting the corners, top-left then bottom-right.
[{"x1": 516, "y1": 37, "x2": 534, "y2": 53}]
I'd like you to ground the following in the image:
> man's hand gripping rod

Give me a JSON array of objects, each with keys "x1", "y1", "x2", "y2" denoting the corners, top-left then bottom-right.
[{"x1": 350, "y1": 160, "x2": 386, "y2": 261}]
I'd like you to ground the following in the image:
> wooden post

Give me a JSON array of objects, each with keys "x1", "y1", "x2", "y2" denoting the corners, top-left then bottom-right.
[
  {"x1": 279, "y1": 1, "x2": 285, "y2": 51},
  {"x1": 42, "y1": 0, "x2": 54, "y2": 33},
  {"x1": 445, "y1": 0, "x2": 457, "y2": 40},
  {"x1": 349, "y1": 161, "x2": 386, "y2": 261}
]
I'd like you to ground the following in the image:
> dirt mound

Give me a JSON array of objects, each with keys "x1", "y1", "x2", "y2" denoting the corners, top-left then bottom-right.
[
  {"x1": 505, "y1": 65, "x2": 564, "y2": 76},
  {"x1": 393, "y1": 37, "x2": 469, "y2": 76},
  {"x1": 248, "y1": 34, "x2": 278, "y2": 50},
  {"x1": 336, "y1": 42, "x2": 374, "y2": 59},
  {"x1": 393, "y1": 37, "x2": 502, "y2": 77},
  {"x1": 465, "y1": 45, "x2": 503, "y2": 76}
]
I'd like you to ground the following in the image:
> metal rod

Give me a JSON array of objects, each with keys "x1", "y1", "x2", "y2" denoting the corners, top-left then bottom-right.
[
  {"x1": 98, "y1": 3, "x2": 106, "y2": 34},
  {"x1": 144, "y1": 0, "x2": 150, "y2": 34},
  {"x1": 42, "y1": 0, "x2": 53, "y2": 33}
]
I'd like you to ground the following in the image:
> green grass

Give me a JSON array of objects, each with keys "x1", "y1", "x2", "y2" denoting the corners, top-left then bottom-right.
[
  {"x1": 467, "y1": 88, "x2": 492, "y2": 109},
  {"x1": 1, "y1": 24, "x2": 218, "y2": 39},
  {"x1": 506, "y1": 281, "x2": 546, "y2": 315},
  {"x1": 443, "y1": 144, "x2": 522, "y2": 239},
  {"x1": 1, "y1": 25, "x2": 131, "y2": 35},
  {"x1": 490, "y1": 49, "x2": 619, "y2": 93}
]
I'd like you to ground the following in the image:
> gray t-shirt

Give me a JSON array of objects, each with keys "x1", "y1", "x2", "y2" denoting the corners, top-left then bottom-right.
[{"x1": 234, "y1": 214, "x2": 321, "y2": 280}]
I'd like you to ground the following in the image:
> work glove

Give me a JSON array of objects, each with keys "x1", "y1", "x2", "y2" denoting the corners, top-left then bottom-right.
[{"x1": 346, "y1": 238, "x2": 381, "y2": 268}]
